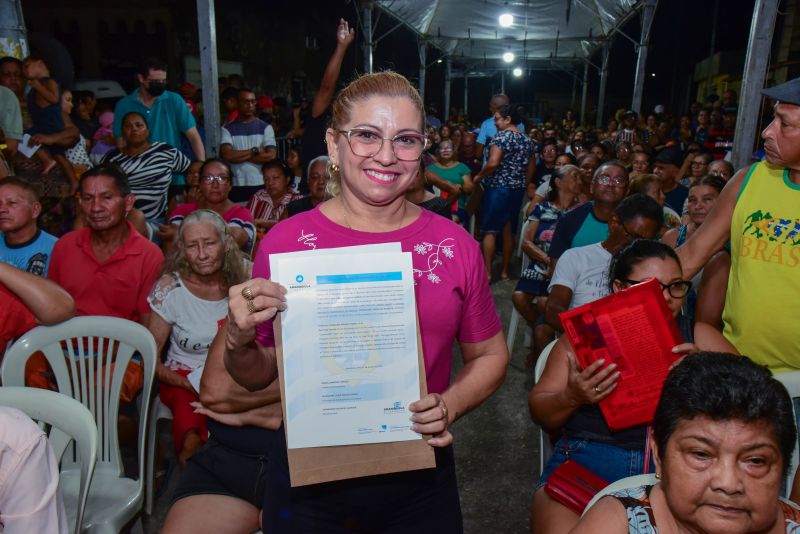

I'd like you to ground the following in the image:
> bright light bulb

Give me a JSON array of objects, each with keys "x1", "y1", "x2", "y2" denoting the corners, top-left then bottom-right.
[
  {"x1": 503, "y1": 52, "x2": 515, "y2": 63},
  {"x1": 499, "y1": 13, "x2": 514, "y2": 27},
  {"x1": 437, "y1": 59, "x2": 443, "y2": 64},
  {"x1": 513, "y1": 67, "x2": 523, "y2": 77}
]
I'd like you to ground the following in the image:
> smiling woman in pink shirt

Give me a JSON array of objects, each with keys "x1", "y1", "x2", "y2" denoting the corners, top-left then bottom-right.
[{"x1": 221, "y1": 71, "x2": 509, "y2": 534}]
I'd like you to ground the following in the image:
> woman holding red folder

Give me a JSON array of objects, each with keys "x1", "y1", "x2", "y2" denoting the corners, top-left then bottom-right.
[{"x1": 529, "y1": 240, "x2": 736, "y2": 534}]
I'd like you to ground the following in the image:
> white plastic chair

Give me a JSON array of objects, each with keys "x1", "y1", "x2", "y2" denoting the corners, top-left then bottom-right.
[
  {"x1": 1, "y1": 316, "x2": 157, "y2": 534},
  {"x1": 506, "y1": 253, "x2": 532, "y2": 354},
  {"x1": 535, "y1": 339, "x2": 558, "y2": 474},
  {"x1": 582, "y1": 473, "x2": 658, "y2": 515},
  {"x1": 773, "y1": 370, "x2": 800, "y2": 498},
  {"x1": 144, "y1": 397, "x2": 173, "y2": 515},
  {"x1": 0, "y1": 386, "x2": 98, "y2": 534},
  {"x1": 515, "y1": 207, "x2": 531, "y2": 259}
]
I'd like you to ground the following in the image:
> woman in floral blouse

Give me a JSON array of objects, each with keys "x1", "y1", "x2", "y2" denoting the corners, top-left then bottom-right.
[{"x1": 474, "y1": 104, "x2": 535, "y2": 281}]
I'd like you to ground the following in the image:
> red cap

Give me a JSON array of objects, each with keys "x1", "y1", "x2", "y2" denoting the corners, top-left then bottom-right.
[
  {"x1": 178, "y1": 82, "x2": 197, "y2": 98},
  {"x1": 258, "y1": 95, "x2": 274, "y2": 109}
]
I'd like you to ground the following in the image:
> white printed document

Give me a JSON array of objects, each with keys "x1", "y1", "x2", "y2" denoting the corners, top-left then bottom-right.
[
  {"x1": 19, "y1": 133, "x2": 41, "y2": 158},
  {"x1": 270, "y1": 245, "x2": 422, "y2": 449}
]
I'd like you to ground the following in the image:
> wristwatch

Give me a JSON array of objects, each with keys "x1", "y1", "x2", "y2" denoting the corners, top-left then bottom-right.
[{"x1": 251, "y1": 146, "x2": 260, "y2": 155}]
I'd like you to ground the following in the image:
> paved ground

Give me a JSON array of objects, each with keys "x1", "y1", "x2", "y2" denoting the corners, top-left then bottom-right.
[{"x1": 143, "y1": 267, "x2": 541, "y2": 534}]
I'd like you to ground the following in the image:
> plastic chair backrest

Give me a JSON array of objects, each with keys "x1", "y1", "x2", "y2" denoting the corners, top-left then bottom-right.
[
  {"x1": 534, "y1": 339, "x2": 557, "y2": 383},
  {"x1": 0, "y1": 386, "x2": 98, "y2": 534},
  {"x1": 582, "y1": 473, "x2": 659, "y2": 515},
  {"x1": 773, "y1": 370, "x2": 800, "y2": 498},
  {"x1": 1, "y1": 316, "x2": 156, "y2": 491},
  {"x1": 535, "y1": 339, "x2": 558, "y2": 473}
]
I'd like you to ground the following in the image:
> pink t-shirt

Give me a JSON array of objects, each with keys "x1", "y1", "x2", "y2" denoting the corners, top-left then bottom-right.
[{"x1": 253, "y1": 206, "x2": 501, "y2": 394}]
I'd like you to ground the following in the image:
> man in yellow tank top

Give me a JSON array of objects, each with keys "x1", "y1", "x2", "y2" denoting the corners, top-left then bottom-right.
[{"x1": 678, "y1": 78, "x2": 800, "y2": 372}]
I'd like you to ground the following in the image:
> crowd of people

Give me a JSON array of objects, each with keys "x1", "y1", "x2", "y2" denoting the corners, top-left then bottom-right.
[{"x1": 0, "y1": 13, "x2": 799, "y2": 534}]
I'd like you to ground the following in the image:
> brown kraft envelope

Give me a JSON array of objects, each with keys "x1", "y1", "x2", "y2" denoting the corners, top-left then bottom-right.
[{"x1": 274, "y1": 313, "x2": 436, "y2": 487}]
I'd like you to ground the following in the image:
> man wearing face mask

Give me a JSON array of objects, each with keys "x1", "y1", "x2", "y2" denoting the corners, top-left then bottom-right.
[{"x1": 112, "y1": 58, "x2": 205, "y2": 162}]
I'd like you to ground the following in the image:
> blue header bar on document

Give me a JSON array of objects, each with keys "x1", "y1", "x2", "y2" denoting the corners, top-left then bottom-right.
[{"x1": 316, "y1": 272, "x2": 403, "y2": 284}]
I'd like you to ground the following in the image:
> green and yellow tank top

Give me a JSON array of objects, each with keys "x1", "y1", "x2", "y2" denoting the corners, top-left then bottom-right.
[{"x1": 725, "y1": 161, "x2": 800, "y2": 371}]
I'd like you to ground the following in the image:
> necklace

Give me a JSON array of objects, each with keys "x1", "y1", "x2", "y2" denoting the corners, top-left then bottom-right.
[{"x1": 340, "y1": 199, "x2": 408, "y2": 232}]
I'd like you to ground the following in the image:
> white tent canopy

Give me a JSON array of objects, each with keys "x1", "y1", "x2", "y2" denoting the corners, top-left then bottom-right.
[{"x1": 374, "y1": 0, "x2": 640, "y2": 70}]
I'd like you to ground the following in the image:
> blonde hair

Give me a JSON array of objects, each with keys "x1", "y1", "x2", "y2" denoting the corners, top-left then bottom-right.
[
  {"x1": 628, "y1": 173, "x2": 660, "y2": 196},
  {"x1": 165, "y1": 209, "x2": 248, "y2": 289},
  {"x1": 326, "y1": 71, "x2": 425, "y2": 196}
]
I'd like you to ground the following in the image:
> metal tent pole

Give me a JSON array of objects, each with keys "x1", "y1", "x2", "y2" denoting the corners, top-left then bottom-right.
[
  {"x1": 580, "y1": 62, "x2": 589, "y2": 126},
  {"x1": 596, "y1": 41, "x2": 611, "y2": 128},
  {"x1": 361, "y1": 1, "x2": 374, "y2": 74},
  {"x1": 571, "y1": 69, "x2": 578, "y2": 111},
  {"x1": 417, "y1": 39, "x2": 426, "y2": 103},
  {"x1": 443, "y1": 58, "x2": 452, "y2": 122},
  {"x1": 463, "y1": 72, "x2": 469, "y2": 118},
  {"x1": 631, "y1": 0, "x2": 658, "y2": 114},
  {"x1": 732, "y1": 0, "x2": 780, "y2": 170},
  {"x1": 196, "y1": 0, "x2": 220, "y2": 157}
]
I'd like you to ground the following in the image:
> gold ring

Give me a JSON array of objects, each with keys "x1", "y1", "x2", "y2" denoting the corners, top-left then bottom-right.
[
  {"x1": 241, "y1": 286, "x2": 254, "y2": 301},
  {"x1": 438, "y1": 396, "x2": 449, "y2": 423},
  {"x1": 246, "y1": 299, "x2": 258, "y2": 314}
]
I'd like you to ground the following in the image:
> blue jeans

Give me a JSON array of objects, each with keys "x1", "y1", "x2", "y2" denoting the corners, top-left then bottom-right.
[{"x1": 536, "y1": 437, "x2": 655, "y2": 491}]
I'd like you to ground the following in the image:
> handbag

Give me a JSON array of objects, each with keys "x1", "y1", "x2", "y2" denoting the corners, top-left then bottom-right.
[
  {"x1": 544, "y1": 459, "x2": 609, "y2": 515},
  {"x1": 544, "y1": 428, "x2": 653, "y2": 515}
]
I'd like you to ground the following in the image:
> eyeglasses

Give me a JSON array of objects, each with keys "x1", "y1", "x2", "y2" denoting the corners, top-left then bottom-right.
[
  {"x1": 594, "y1": 174, "x2": 627, "y2": 186},
  {"x1": 201, "y1": 175, "x2": 230, "y2": 184},
  {"x1": 691, "y1": 161, "x2": 707, "y2": 167},
  {"x1": 337, "y1": 128, "x2": 429, "y2": 161},
  {"x1": 620, "y1": 223, "x2": 652, "y2": 241},
  {"x1": 623, "y1": 278, "x2": 693, "y2": 299}
]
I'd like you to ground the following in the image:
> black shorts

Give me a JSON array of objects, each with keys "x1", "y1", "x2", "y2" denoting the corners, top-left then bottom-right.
[
  {"x1": 172, "y1": 422, "x2": 280, "y2": 508},
  {"x1": 262, "y1": 427, "x2": 463, "y2": 533}
]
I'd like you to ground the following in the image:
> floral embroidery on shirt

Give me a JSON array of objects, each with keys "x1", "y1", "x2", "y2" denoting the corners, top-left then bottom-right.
[
  {"x1": 413, "y1": 238, "x2": 455, "y2": 284},
  {"x1": 297, "y1": 230, "x2": 317, "y2": 249}
]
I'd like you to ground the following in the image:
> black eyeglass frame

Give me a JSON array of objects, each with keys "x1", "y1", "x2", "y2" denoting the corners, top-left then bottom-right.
[{"x1": 623, "y1": 278, "x2": 693, "y2": 299}]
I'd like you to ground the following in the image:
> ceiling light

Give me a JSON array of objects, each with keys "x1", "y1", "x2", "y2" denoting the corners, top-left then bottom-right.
[
  {"x1": 503, "y1": 52, "x2": 515, "y2": 63},
  {"x1": 499, "y1": 13, "x2": 514, "y2": 27},
  {"x1": 513, "y1": 67, "x2": 523, "y2": 77},
  {"x1": 437, "y1": 59, "x2": 443, "y2": 64}
]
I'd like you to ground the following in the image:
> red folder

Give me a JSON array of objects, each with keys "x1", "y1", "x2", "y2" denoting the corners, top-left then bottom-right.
[{"x1": 559, "y1": 278, "x2": 682, "y2": 431}]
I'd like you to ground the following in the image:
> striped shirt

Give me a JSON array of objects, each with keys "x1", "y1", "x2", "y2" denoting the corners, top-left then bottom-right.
[
  {"x1": 103, "y1": 142, "x2": 190, "y2": 220},
  {"x1": 221, "y1": 119, "x2": 277, "y2": 187},
  {"x1": 169, "y1": 202, "x2": 256, "y2": 252},
  {"x1": 247, "y1": 190, "x2": 300, "y2": 222}
]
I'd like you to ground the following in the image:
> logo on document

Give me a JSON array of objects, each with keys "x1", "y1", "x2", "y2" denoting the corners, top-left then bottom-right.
[
  {"x1": 383, "y1": 401, "x2": 406, "y2": 414},
  {"x1": 289, "y1": 274, "x2": 311, "y2": 290},
  {"x1": 380, "y1": 424, "x2": 388, "y2": 432}
]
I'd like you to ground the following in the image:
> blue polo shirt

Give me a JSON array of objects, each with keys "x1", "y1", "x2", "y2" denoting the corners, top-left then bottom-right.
[{"x1": 113, "y1": 89, "x2": 195, "y2": 152}]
